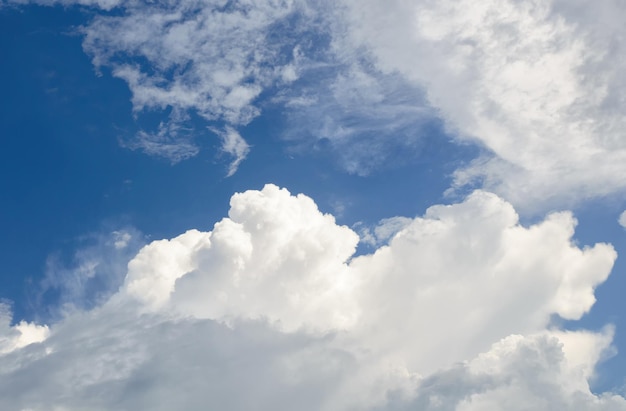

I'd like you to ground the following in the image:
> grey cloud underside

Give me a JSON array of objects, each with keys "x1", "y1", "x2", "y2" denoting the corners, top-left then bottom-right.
[
  {"x1": 383, "y1": 333, "x2": 626, "y2": 411},
  {"x1": 0, "y1": 185, "x2": 623, "y2": 410},
  {"x1": 3, "y1": 317, "x2": 623, "y2": 411},
  {"x1": 0, "y1": 315, "x2": 355, "y2": 411}
]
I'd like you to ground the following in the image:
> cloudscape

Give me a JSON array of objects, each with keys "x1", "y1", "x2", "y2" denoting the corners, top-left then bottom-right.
[{"x1": 2, "y1": 0, "x2": 626, "y2": 410}]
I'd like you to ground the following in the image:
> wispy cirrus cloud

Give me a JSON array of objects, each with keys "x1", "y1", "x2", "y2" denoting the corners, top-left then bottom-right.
[
  {"x1": 78, "y1": 0, "x2": 312, "y2": 172},
  {"x1": 209, "y1": 126, "x2": 250, "y2": 176},
  {"x1": 121, "y1": 112, "x2": 199, "y2": 164},
  {"x1": 7, "y1": 0, "x2": 442, "y2": 177},
  {"x1": 278, "y1": 65, "x2": 437, "y2": 175},
  {"x1": 39, "y1": 227, "x2": 145, "y2": 316},
  {"x1": 9, "y1": 0, "x2": 626, "y2": 206},
  {"x1": 3, "y1": 0, "x2": 121, "y2": 9}
]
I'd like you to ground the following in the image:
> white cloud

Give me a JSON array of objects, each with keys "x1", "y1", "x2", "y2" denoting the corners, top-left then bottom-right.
[
  {"x1": 210, "y1": 126, "x2": 251, "y2": 176},
  {"x1": 7, "y1": 0, "x2": 318, "y2": 169},
  {"x1": 619, "y1": 211, "x2": 626, "y2": 229},
  {"x1": 401, "y1": 329, "x2": 626, "y2": 411},
  {"x1": 337, "y1": 0, "x2": 626, "y2": 209},
  {"x1": 5, "y1": 0, "x2": 121, "y2": 9},
  {"x1": 122, "y1": 184, "x2": 360, "y2": 331},
  {"x1": 7, "y1": 0, "x2": 444, "y2": 175},
  {"x1": 121, "y1": 114, "x2": 199, "y2": 164},
  {"x1": 279, "y1": 64, "x2": 437, "y2": 175},
  {"x1": 348, "y1": 191, "x2": 615, "y2": 375},
  {"x1": 9, "y1": 0, "x2": 626, "y2": 201},
  {"x1": 0, "y1": 304, "x2": 49, "y2": 355},
  {"x1": 71, "y1": 0, "x2": 626, "y2": 204},
  {"x1": 112, "y1": 231, "x2": 132, "y2": 250},
  {"x1": 76, "y1": 0, "x2": 311, "y2": 168},
  {"x1": 5, "y1": 1, "x2": 626, "y2": 404},
  {"x1": 0, "y1": 185, "x2": 621, "y2": 410}
]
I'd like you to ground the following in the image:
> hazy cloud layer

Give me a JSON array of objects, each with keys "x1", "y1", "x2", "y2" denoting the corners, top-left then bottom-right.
[
  {"x1": 0, "y1": 185, "x2": 622, "y2": 410},
  {"x1": 339, "y1": 0, "x2": 626, "y2": 209},
  {"x1": 40, "y1": 227, "x2": 145, "y2": 316},
  {"x1": 4, "y1": 0, "x2": 121, "y2": 9}
]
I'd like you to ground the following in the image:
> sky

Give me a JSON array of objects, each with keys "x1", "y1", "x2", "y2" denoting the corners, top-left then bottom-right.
[{"x1": 2, "y1": 0, "x2": 626, "y2": 409}]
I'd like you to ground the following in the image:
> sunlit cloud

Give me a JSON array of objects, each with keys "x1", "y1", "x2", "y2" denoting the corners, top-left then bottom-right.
[{"x1": 0, "y1": 185, "x2": 621, "y2": 410}]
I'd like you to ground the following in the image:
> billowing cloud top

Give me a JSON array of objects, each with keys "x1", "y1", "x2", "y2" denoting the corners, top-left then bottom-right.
[{"x1": 0, "y1": 185, "x2": 622, "y2": 410}]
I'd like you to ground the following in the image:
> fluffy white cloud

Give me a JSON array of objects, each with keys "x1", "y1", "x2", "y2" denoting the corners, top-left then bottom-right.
[
  {"x1": 348, "y1": 191, "x2": 615, "y2": 376},
  {"x1": 0, "y1": 185, "x2": 622, "y2": 410},
  {"x1": 0, "y1": 305, "x2": 49, "y2": 355},
  {"x1": 122, "y1": 184, "x2": 360, "y2": 332},
  {"x1": 338, "y1": 0, "x2": 626, "y2": 209},
  {"x1": 397, "y1": 329, "x2": 626, "y2": 411}
]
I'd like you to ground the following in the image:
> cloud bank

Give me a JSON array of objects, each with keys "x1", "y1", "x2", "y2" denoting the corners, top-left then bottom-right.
[
  {"x1": 0, "y1": 185, "x2": 622, "y2": 410},
  {"x1": 5, "y1": 1, "x2": 626, "y2": 407}
]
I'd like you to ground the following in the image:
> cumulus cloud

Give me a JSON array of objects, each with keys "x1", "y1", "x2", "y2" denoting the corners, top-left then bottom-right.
[
  {"x1": 396, "y1": 329, "x2": 626, "y2": 411},
  {"x1": 0, "y1": 185, "x2": 622, "y2": 410},
  {"x1": 348, "y1": 190, "x2": 615, "y2": 375},
  {"x1": 338, "y1": 0, "x2": 626, "y2": 209},
  {"x1": 122, "y1": 184, "x2": 360, "y2": 331}
]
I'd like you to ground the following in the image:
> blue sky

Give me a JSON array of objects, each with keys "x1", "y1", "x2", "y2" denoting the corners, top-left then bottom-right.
[{"x1": 2, "y1": 1, "x2": 626, "y2": 410}]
